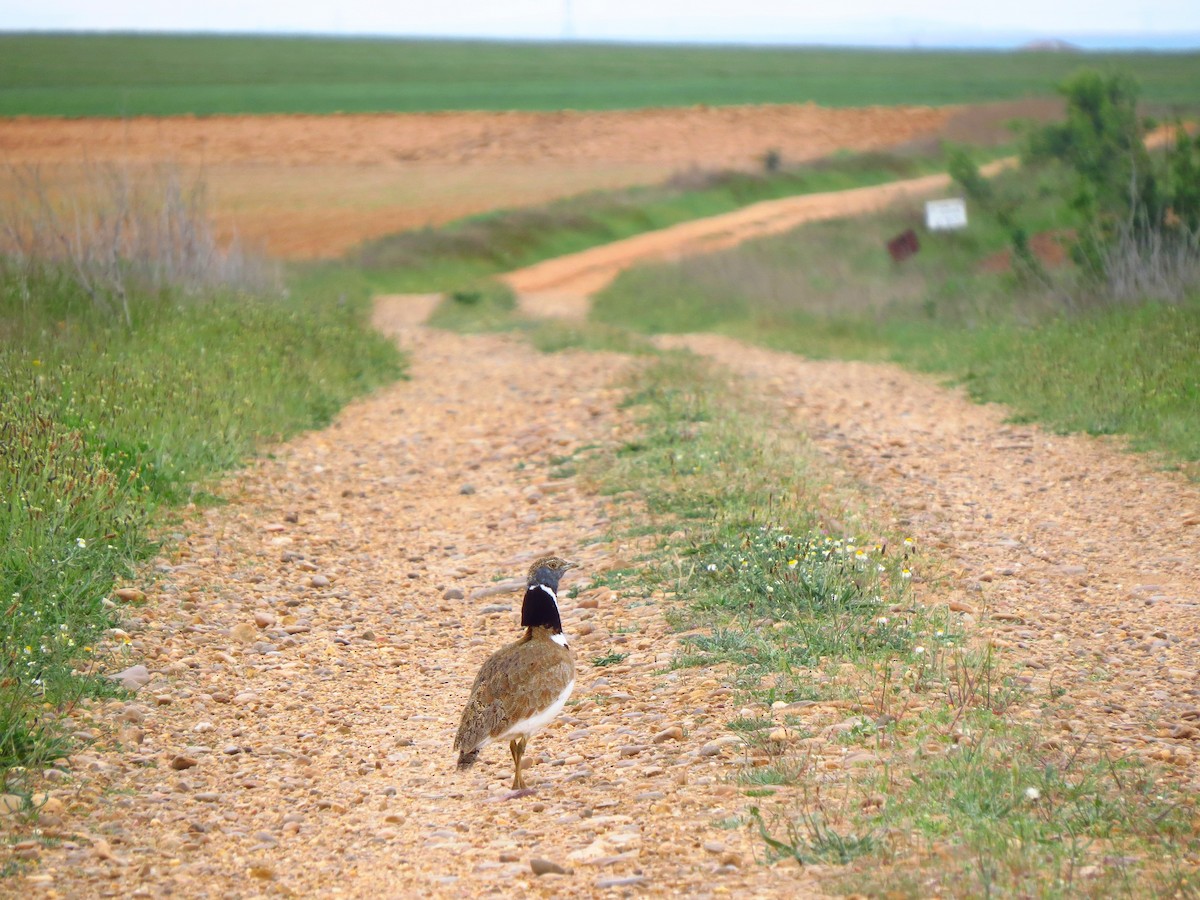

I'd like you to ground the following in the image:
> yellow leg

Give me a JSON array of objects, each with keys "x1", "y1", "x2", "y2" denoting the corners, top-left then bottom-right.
[{"x1": 509, "y1": 737, "x2": 528, "y2": 790}]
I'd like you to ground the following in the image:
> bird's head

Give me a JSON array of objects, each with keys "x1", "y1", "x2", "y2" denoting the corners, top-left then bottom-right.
[
  {"x1": 521, "y1": 556, "x2": 579, "y2": 633},
  {"x1": 526, "y1": 555, "x2": 579, "y2": 591}
]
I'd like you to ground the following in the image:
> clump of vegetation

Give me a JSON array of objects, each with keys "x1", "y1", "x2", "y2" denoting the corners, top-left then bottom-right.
[
  {"x1": 425, "y1": 279, "x2": 520, "y2": 332},
  {"x1": 1, "y1": 164, "x2": 279, "y2": 328},
  {"x1": 953, "y1": 68, "x2": 1200, "y2": 302},
  {"x1": 0, "y1": 168, "x2": 403, "y2": 789}
]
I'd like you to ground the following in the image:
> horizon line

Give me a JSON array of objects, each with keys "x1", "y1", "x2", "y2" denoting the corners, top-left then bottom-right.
[{"x1": 2, "y1": 28, "x2": 1200, "y2": 52}]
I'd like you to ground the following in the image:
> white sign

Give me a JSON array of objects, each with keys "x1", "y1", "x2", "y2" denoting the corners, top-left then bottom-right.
[{"x1": 925, "y1": 198, "x2": 968, "y2": 231}]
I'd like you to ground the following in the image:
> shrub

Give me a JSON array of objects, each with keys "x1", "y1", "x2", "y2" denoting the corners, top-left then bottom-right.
[
  {"x1": 0, "y1": 164, "x2": 279, "y2": 327},
  {"x1": 1024, "y1": 69, "x2": 1199, "y2": 298}
]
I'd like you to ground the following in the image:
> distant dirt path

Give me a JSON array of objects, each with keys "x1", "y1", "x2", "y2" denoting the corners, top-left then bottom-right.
[
  {"x1": 14, "y1": 314, "x2": 824, "y2": 897},
  {"x1": 661, "y1": 334, "x2": 1200, "y2": 772},
  {"x1": 504, "y1": 159, "x2": 1014, "y2": 319},
  {"x1": 504, "y1": 125, "x2": 1185, "y2": 321}
]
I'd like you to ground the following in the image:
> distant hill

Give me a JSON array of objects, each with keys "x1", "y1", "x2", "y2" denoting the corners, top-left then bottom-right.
[{"x1": 1020, "y1": 39, "x2": 1082, "y2": 52}]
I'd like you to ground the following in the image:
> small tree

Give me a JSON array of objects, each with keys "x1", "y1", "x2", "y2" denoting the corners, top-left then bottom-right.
[
  {"x1": 1167, "y1": 130, "x2": 1200, "y2": 231},
  {"x1": 1020, "y1": 68, "x2": 1199, "y2": 298},
  {"x1": 1026, "y1": 70, "x2": 1166, "y2": 274}
]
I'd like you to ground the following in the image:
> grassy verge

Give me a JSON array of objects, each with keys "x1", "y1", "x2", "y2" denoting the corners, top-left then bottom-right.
[
  {"x1": 422, "y1": 282, "x2": 658, "y2": 356},
  {"x1": 0, "y1": 263, "x2": 403, "y2": 792},
  {"x1": 583, "y1": 352, "x2": 1197, "y2": 894},
  {"x1": 4, "y1": 35, "x2": 1199, "y2": 117},
  {"x1": 591, "y1": 162, "x2": 1200, "y2": 475}
]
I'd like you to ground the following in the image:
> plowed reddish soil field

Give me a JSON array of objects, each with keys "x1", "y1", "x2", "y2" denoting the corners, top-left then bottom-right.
[{"x1": 0, "y1": 104, "x2": 953, "y2": 258}]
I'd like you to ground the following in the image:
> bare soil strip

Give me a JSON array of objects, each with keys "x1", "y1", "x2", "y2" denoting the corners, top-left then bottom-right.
[{"x1": 660, "y1": 334, "x2": 1200, "y2": 773}]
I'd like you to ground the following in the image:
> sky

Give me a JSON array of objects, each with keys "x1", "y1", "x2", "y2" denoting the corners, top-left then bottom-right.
[{"x1": 4, "y1": 0, "x2": 1200, "y2": 49}]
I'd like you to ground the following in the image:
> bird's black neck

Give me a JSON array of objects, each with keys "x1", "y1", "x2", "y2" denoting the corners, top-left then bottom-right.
[{"x1": 520, "y1": 582, "x2": 563, "y2": 634}]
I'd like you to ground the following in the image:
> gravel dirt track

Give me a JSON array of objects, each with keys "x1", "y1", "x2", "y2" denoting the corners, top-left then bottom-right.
[{"x1": 11, "y1": 296, "x2": 1199, "y2": 898}]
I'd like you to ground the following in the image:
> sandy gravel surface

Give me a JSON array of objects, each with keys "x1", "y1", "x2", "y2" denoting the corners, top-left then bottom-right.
[
  {"x1": 8, "y1": 310, "x2": 826, "y2": 898},
  {"x1": 660, "y1": 334, "x2": 1200, "y2": 774}
]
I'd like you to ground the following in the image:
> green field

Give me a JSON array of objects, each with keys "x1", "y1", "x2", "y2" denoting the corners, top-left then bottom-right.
[{"x1": 1, "y1": 33, "x2": 1199, "y2": 116}]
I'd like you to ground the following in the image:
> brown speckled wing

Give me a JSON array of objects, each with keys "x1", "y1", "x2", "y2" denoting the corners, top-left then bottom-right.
[{"x1": 454, "y1": 632, "x2": 574, "y2": 756}]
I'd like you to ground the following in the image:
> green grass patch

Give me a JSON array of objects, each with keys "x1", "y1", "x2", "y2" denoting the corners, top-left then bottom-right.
[
  {"x1": 527, "y1": 321, "x2": 658, "y2": 355},
  {"x1": 0, "y1": 263, "x2": 403, "y2": 788},
  {"x1": 3, "y1": 34, "x2": 1199, "y2": 117},
  {"x1": 589, "y1": 351, "x2": 939, "y2": 704},
  {"x1": 591, "y1": 651, "x2": 629, "y2": 668},
  {"x1": 424, "y1": 281, "x2": 523, "y2": 333}
]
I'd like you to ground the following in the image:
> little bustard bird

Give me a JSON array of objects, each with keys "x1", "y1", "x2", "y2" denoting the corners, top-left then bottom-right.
[{"x1": 454, "y1": 556, "x2": 578, "y2": 790}]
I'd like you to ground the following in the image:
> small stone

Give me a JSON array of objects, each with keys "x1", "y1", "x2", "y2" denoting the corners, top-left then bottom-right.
[
  {"x1": 443, "y1": 588, "x2": 465, "y2": 601},
  {"x1": 110, "y1": 664, "x2": 151, "y2": 691},
  {"x1": 596, "y1": 876, "x2": 647, "y2": 889},
  {"x1": 231, "y1": 623, "x2": 258, "y2": 643},
  {"x1": 310, "y1": 575, "x2": 331, "y2": 589},
  {"x1": 249, "y1": 866, "x2": 275, "y2": 880},
  {"x1": 0, "y1": 794, "x2": 24, "y2": 815},
  {"x1": 118, "y1": 726, "x2": 145, "y2": 746},
  {"x1": 703, "y1": 841, "x2": 725, "y2": 854},
  {"x1": 114, "y1": 588, "x2": 146, "y2": 603},
  {"x1": 652, "y1": 726, "x2": 684, "y2": 743},
  {"x1": 530, "y1": 858, "x2": 571, "y2": 876},
  {"x1": 170, "y1": 755, "x2": 199, "y2": 771},
  {"x1": 699, "y1": 735, "x2": 740, "y2": 757},
  {"x1": 479, "y1": 604, "x2": 511, "y2": 615},
  {"x1": 253, "y1": 611, "x2": 275, "y2": 629},
  {"x1": 459, "y1": 484, "x2": 477, "y2": 495}
]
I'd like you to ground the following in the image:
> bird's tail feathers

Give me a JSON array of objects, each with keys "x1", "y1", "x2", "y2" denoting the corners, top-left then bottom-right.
[{"x1": 457, "y1": 748, "x2": 479, "y2": 770}]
